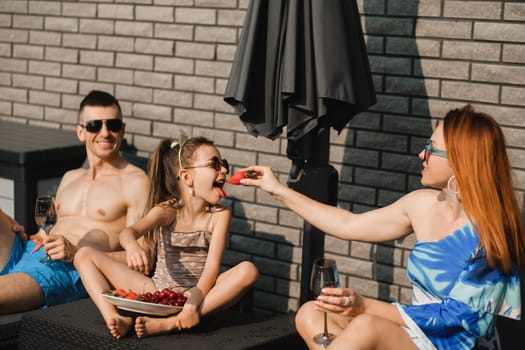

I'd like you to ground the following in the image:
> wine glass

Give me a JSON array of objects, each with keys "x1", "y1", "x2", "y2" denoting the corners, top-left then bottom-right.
[
  {"x1": 310, "y1": 257, "x2": 340, "y2": 347},
  {"x1": 35, "y1": 195, "x2": 57, "y2": 264}
]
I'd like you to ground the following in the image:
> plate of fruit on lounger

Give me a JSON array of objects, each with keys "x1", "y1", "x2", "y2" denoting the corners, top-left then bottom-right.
[{"x1": 102, "y1": 288, "x2": 185, "y2": 316}]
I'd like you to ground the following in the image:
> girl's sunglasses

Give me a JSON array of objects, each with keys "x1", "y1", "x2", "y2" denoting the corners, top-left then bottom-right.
[
  {"x1": 187, "y1": 156, "x2": 229, "y2": 173},
  {"x1": 81, "y1": 119, "x2": 124, "y2": 133}
]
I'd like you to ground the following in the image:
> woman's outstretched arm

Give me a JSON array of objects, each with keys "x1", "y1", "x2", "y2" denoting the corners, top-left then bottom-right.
[{"x1": 239, "y1": 165, "x2": 414, "y2": 242}]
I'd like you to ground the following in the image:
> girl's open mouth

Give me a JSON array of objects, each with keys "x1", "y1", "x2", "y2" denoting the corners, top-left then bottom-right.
[{"x1": 213, "y1": 182, "x2": 226, "y2": 198}]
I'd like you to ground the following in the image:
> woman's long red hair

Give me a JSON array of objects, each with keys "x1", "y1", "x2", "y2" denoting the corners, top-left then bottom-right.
[{"x1": 443, "y1": 105, "x2": 525, "y2": 273}]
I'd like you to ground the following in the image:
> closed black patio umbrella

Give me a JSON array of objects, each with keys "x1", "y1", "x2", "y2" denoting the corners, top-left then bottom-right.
[{"x1": 224, "y1": 0, "x2": 376, "y2": 304}]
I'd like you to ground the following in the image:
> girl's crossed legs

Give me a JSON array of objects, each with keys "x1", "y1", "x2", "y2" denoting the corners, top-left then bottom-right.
[
  {"x1": 135, "y1": 260, "x2": 258, "y2": 337},
  {"x1": 74, "y1": 246, "x2": 155, "y2": 339}
]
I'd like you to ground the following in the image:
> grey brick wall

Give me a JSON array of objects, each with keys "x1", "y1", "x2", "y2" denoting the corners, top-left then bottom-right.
[{"x1": 0, "y1": 0, "x2": 523, "y2": 315}]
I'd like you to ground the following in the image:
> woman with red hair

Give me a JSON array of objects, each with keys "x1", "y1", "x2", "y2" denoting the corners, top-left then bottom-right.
[{"x1": 240, "y1": 105, "x2": 525, "y2": 349}]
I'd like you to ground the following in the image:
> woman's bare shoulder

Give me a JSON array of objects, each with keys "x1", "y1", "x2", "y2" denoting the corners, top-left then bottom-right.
[
  {"x1": 396, "y1": 189, "x2": 441, "y2": 214},
  {"x1": 404, "y1": 188, "x2": 440, "y2": 201}
]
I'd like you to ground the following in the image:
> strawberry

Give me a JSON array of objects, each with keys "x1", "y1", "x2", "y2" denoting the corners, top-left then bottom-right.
[
  {"x1": 125, "y1": 291, "x2": 138, "y2": 300},
  {"x1": 112, "y1": 288, "x2": 127, "y2": 297},
  {"x1": 228, "y1": 170, "x2": 257, "y2": 185}
]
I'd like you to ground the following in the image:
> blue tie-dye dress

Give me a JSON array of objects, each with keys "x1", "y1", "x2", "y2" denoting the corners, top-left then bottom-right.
[{"x1": 397, "y1": 222, "x2": 521, "y2": 350}]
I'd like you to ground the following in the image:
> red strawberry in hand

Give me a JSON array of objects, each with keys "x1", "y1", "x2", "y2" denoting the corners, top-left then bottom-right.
[{"x1": 228, "y1": 170, "x2": 257, "y2": 185}]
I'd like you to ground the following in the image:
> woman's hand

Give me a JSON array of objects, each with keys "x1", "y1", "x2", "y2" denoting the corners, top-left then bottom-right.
[
  {"x1": 314, "y1": 287, "x2": 365, "y2": 317},
  {"x1": 237, "y1": 165, "x2": 286, "y2": 197}
]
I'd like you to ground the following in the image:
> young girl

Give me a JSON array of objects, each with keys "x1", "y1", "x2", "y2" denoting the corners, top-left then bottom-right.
[{"x1": 74, "y1": 135, "x2": 259, "y2": 339}]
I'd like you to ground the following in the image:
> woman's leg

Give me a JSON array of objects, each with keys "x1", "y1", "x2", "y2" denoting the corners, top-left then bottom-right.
[
  {"x1": 295, "y1": 300, "x2": 349, "y2": 350},
  {"x1": 74, "y1": 246, "x2": 155, "y2": 339},
  {"x1": 135, "y1": 261, "x2": 259, "y2": 337},
  {"x1": 327, "y1": 313, "x2": 418, "y2": 350},
  {"x1": 296, "y1": 301, "x2": 418, "y2": 350}
]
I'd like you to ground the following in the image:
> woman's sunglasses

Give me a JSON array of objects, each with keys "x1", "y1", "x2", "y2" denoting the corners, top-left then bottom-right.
[
  {"x1": 187, "y1": 156, "x2": 229, "y2": 173},
  {"x1": 423, "y1": 139, "x2": 448, "y2": 161},
  {"x1": 81, "y1": 119, "x2": 124, "y2": 133}
]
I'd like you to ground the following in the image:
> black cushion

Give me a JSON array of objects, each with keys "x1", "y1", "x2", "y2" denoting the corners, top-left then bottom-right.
[
  {"x1": 17, "y1": 298, "x2": 306, "y2": 350},
  {"x1": 0, "y1": 312, "x2": 23, "y2": 350}
]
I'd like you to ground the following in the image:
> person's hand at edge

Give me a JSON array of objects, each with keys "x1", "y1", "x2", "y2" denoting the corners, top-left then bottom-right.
[
  {"x1": 4, "y1": 211, "x2": 30, "y2": 240},
  {"x1": 237, "y1": 165, "x2": 287, "y2": 197}
]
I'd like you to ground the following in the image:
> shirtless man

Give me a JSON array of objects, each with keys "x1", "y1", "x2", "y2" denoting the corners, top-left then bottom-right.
[{"x1": 0, "y1": 90, "x2": 149, "y2": 314}]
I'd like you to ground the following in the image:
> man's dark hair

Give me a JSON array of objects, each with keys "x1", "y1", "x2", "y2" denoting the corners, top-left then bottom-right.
[{"x1": 79, "y1": 90, "x2": 122, "y2": 120}]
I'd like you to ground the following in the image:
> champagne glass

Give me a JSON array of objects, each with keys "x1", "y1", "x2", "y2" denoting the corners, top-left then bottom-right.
[
  {"x1": 35, "y1": 195, "x2": 57, "y2": 264},
  {"x1": 310, "y1": 257, "x2": 340, "y2": 347}
]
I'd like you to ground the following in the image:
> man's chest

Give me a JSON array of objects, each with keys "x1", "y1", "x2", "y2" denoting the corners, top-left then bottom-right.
[{"x1": 57, "y1": 177, "x2": 127, "y2": 222}]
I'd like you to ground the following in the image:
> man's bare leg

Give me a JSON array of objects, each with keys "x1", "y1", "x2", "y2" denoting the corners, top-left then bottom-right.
[
  {"x1": 0, "y1": 273, "x2": 44, "y2": 314},
  {"x1": 0, "y1": 209, "x2": 44, "y2": 314},
  {"x1": 0, "y1": 210, "x2": 16, "y2": 271}
]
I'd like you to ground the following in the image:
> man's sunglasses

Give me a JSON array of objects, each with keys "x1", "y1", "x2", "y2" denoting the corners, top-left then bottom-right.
[
  {"x1": 80, "y1": 119, "x2": 124, "y2": 133},
  {"x1": 186, "y1": 156, "x2": 229, "y2": 173}
]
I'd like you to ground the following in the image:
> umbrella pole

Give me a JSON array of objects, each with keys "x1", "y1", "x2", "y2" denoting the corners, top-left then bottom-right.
[{"x1": 288, "y1": 127, "x2": 338, "y2": 304}]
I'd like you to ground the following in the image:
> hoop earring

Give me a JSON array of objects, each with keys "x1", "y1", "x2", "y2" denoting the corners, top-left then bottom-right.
[
  {"x1": 447, "y1": 176, "x2": 457, "y2": 194},
  {"x1": 447, "y1": 175, "x2": 460, "y2": 197}
]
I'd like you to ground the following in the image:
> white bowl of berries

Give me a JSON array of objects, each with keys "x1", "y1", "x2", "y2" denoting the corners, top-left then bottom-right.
[{"x1": 102, "y1": 288, "x2": 186, "y2": 316}]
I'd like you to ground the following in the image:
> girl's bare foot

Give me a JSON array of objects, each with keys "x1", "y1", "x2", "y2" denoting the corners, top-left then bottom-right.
[
  {"x1": 135, "y1": 316, "x2": 174, "y2": 338},
  {"x1": 108, "y1": 315, "x2": 133, "y2": 339}
]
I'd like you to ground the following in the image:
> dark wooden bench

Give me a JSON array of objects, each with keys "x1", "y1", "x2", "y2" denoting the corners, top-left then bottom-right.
[
  {"x1": 16, "y1": 298, "x2": 306, "y2": 350},
  {"x1": 0, "y1": 121, "x2": 86, "y2": 233}
]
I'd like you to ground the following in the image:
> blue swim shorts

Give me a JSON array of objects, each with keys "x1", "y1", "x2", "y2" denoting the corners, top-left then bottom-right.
[{"x1": 0, "y1": 235, "x2": 87, "y2": 308}]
